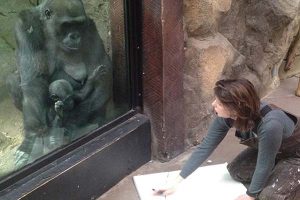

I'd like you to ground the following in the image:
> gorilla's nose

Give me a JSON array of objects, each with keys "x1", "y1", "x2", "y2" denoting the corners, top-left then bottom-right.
[{"x1": 69, "y1": 32, "x2": 80, "y2": 40}]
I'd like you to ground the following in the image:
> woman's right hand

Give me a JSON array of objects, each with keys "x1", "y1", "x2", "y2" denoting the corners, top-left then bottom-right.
[
  {"x1": 153, "y1": 175, "x2": 184, "y2": 196},
  {"x1": 153, "y1": 185, "x2": 177, "y2": 196}
]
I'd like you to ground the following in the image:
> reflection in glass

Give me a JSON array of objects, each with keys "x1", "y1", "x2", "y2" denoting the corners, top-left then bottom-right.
[{"x1": 0, "y1": 0, "x2": 129, "y2": 179}]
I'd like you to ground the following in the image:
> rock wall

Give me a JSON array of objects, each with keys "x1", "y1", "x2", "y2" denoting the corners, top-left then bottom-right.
[
  {"x1": 0, "y1": 0, "x2": 35, "y2": 101},
  {"x1": 183, "y1": 0, "x2": 300, "y2": 145},
  {"x1": 83, "y1": 0, "x2": 112, "y2": 57}
]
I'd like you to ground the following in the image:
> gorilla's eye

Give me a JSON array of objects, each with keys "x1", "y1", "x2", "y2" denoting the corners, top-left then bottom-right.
[
  {"x1": 50, "y1": 94, "x2": 60, "y2": 102},
  {"x1": 45, "y1": 9, "x2": 52, "y2": 19}
]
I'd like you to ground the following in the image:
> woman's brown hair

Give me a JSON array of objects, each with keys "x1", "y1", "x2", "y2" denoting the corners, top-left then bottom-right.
[{"x1": 214, "y1": 79, "x2": 261, "y2": 131}]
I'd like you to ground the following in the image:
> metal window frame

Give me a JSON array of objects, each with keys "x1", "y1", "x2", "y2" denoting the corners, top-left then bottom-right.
[{"x1": 0, "y1": 0, "x2": 147, "y2": 197}]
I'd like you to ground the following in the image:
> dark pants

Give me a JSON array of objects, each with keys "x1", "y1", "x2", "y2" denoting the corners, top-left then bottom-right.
[{"x1": 227, "y1": 147, "x2": 300, "y2": 200}]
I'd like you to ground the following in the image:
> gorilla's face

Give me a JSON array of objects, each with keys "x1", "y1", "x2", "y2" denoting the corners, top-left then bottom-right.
[
  {"x1": 42, "y1": 0, "x2": 88, "y2": 52},
  {"x1": 56, "y1": 16, "x2": 87, "y2": 51}
]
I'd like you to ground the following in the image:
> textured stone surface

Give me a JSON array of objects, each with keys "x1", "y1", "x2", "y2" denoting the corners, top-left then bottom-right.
[
  {"x1": 0, "y1": 1, "x2": 32, "y2": 101},
  {"x1": 219, "y1": 0, "x2": 300, "y2": 89},
  {"x1": 184, "y1": 0, "x2": 231, "y2": 37},
  {"x1": 183, "y1": 0, "x2": 300, "y2": 145},
  {"x1": 83, "y1": 0, "x2": 111, "y2": 56}
]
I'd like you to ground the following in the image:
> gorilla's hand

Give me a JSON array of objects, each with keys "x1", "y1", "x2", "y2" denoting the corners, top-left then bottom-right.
[
  {"x1": 89, "y1": 65, "x2": 108, "y2": 82},
  {"x1": 54, "y1": 100, "x2": 64, "y2": 117}
]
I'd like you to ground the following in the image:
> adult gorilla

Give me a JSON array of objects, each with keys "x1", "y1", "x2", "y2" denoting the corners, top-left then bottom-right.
[{"x1": 7, "y1": 0, "x2": 113, "y2": 167}]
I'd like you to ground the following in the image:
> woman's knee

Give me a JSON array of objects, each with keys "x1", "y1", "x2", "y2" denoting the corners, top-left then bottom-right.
[{"x1": 227, "y1": 148, "x2": 258, "y2": 183}]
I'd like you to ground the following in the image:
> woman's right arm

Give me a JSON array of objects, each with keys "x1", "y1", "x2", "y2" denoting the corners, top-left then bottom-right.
[
  {"x1": 154, "y1": 117, "x2": 230, "y2": 196},
  {"x1": 153, "y1": 175, "x2": 184, "y2": 196},
  {"x1": 180, "y1": 117, "x2": 231, "y2": 178}
]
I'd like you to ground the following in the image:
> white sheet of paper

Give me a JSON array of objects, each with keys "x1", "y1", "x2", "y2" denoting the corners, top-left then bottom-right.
[{"x1": 133, "y1": 163, "x2": 246, "y2": 200}]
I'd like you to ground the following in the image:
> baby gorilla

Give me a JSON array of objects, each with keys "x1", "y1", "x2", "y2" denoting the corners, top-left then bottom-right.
[
  {"x1": 48, "y1": 65, "x2": 107, "y2": 127},
  {"x1": 47, "y1": 65, "x2": 107, "y2": 150},
  {"x1": 47, "y1": 79, "x2": 74, "y2": 151},
  {"x1": 49, "y1": 79, "x2": 74, "y2": 121}
]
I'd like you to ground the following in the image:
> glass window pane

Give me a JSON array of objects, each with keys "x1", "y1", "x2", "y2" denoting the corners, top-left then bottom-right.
[{"x1": 0, "y1": 0, "x2": 130, "y2": 179}]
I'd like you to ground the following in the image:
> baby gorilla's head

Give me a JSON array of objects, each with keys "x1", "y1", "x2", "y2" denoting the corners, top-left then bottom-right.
[{"x1": 49, "y1": 79, "x2": 74, "y2": 112}]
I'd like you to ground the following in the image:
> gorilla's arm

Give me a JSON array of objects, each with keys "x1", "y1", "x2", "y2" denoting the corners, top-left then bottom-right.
[
  {"x1": 78, "y1": 19, "x2": 113, "y2": 110},
  {"x1": 83, "y1": 18, "x2": 112, "y2": 71},
  {"x1": 15, "y1": 9, "x2": 49, "y2": 134},
  {"x1": 73, "y1": 65, "x2": 108, "y2": 101}
]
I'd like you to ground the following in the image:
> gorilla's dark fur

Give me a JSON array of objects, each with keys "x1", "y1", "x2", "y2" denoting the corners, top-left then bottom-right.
[{"x1": 7, "y1": 0, "x2": 113, "y2": 166}]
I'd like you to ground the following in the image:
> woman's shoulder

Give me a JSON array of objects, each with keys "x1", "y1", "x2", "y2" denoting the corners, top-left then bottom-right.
[
  {"x1": 259, "y1": 103, "x2": 295, "y2": 132},
  {"x1": 262, "y1": 110, "x2": 286, "y2": 125},
  {"x1": 260, "y1": 102, "x2": 287, "y2": 119},
  {"x1": 261, "y1": 106, "x2": 286, "y2": 122}
]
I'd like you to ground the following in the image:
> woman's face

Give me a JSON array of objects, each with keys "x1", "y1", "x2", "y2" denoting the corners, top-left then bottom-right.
[{"x1": 211, "y1": 98, "x2": 233, "y2": 118}]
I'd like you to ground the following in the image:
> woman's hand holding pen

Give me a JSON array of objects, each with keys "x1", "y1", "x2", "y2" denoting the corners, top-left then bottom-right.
[{"x1": 152, "y1": 175, "x2": 184, "y2": 196}]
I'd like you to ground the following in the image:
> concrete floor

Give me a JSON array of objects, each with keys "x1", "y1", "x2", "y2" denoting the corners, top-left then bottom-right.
[{"x1": 98, "y1": 76, "x2": 300, "y2": 200}]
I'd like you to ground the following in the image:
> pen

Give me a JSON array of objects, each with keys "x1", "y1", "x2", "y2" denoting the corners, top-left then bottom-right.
[{"x1": 152, "y1": 188, "x2": 164, "y2": 195}]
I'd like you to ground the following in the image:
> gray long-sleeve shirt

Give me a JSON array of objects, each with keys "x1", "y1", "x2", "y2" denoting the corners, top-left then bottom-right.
[{"x1": 180, "y1": 102, "x2": 295, "y2": 196}]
